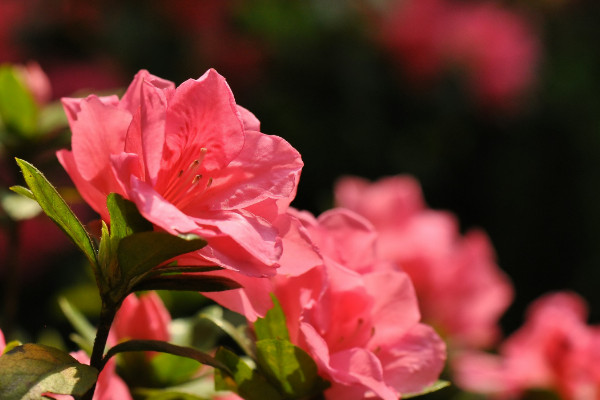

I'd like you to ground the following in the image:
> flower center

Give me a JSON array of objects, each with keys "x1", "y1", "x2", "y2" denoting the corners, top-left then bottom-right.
[{"x1": 162, "y1": 147, "x2": 213, "y2": 209}]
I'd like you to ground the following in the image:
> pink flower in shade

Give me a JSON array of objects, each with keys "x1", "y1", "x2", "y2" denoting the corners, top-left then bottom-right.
[
  {"x1": 454, "y1": 292, "x2": 600, "y2": 400},
  {"x1": 111, "y1": 292, "x2": 171, "y2": 345},
  {"x1": 335, "y1": 176, "x2": 513, "y2": 350},
  {"x1": 0, "y1": 329, "x2": 5, "y2": 353},
  {"x1": 45, "y1": 351, "x2": 132, "y2": 400},
  {"x1": 57, "y1": 68, "x2": 303, "y2": 278},
  {"x1": 380, "y1": 0, "x2": 539, "y2": 108},
  {"x1": 269, "y1": 208, "x2": 446, "y2": 400}
]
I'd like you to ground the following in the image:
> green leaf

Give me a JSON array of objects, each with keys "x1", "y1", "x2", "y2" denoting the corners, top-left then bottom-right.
[
  {"x1": 150, "y1": 352, "x2": 202, "y2": 386},
  {"x1": 254, "y1": 295, "x2": 290, "y2": 341},
  {"x1": 214, "y1": 347, "x2": 283, "y2": 400},
  {"x1": 255, "y1": 339, "x2": 328, "y2": 399},
  {"x1": 14, "y1": 158, "x2": 98, "y2": 269},
  {"x1": 117, "y1": 231, "x2": 207, "y2": 281},
  {"x1": 198, "y1": 306, "x2": 254, "y2": 358},
  {"x1": 0, "y1": 65, "x2": 38, "y2": 138},
  {"x1": 57, "y1": 297, "x2": 96, "y2": 350},
  {"x1": 37, "y1": 101, "x2": 68, "y2": 135},
  {"x1": 133, "y1": 274, "x2": 242, "y2": 293},
  {"x1": 0, "y1": 343, "x2": 98, "y2": 400},
  {"x1": 8, "y1": 185, "x2": 35, "y2": 200},
  {"x1": 1, "y1": 191, "x2": 41, "y2": 220},
  {"x1": 2, "y1": 341, "x2": 22, "y2": 354},
  {"x1": 403, "y1": 380, "x2": 451, "y2": 398},
  {"x1": 102, "y1": 340, "x2": 230, "y2": 375},
  {"x1": 106, "y1": 193, "x2": 153, "y2": 240}
]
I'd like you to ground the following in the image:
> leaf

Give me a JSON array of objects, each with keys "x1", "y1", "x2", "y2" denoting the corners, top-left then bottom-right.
[
  {"x1": 2, "y1": 341, "x2": 22, "y2": 354},
  {"x1": 14, "y1": 158, "x2": 98, "y2": 269},
  {"x1": 255, "y1": 339, "x2": 328, "y2": 398},
  {"x1": 214, "y1": 347, "x2": 283, "y2": 400},
  {"x1": 133, "y1": 274, "x2": 242, "y2": 293},
  {"x1": 1, "y1": 191, "x2": 41, "y2": 220},
  {"x1": 198, "y1": 307, "x2": 254, "y2": 358},
  {"x1": 0, "y1": 343, "x2": 98, "y2": 400},
  {"x1": 146, "y1": 265, "x2": 225, "y2": 277},
  {"x1": 117, "y1": 232, "x2": 207, "y2": 281},
  {"x1": 57, "y1": 297, "x2": 96, "y2": 349},
  {"x1": 403, "y1": 380, "x2": 451, "y2": 398},
  {"x1": 254, "y1": 295, "x2": 290, "y2": 341},
  {"x1": 150, "y1": 352, "x2": 202, "y2": 386},
  {"x1": 0, "y1": 65, "x2": 38, "y2": 138},
  {"x1": 8, "y1": 185, "x2": 35, "y2": 200},
  {"x1": 106, "y1": 193, "x2": 153, "y2": 240},
  {"x1": 102, "y1": 340, "x2": 230, "y2": 375}
]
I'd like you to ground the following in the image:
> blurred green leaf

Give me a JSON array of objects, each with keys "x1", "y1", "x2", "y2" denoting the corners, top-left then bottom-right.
[
  {"x1": 58, "y1": 297, "x2": 96, "y2": 350},
  {"x1": 0, "y1": 343, "x2": 98, "y2": 399},
  {"x1": 118, "y1": 232, "x2": 206, "y2": 282},
  {"x1": 37, "y1": 101, "x2": 68, "y2": 135},
  {"x1": 403, "y1": 380, "x2": 451, "y2": 398},
  {"x1": 254, "y1": 295, "x2": 289, "y2": 341},
  {"x1": 0, "y1": 65, "x2": 38, "y2": 138},
  {"x1": 133, "y1": 274, "x2": 241, "y2": 293},
  {"x1": 2, "y1": 341, "x2": 22, "y2": 354},
  {"x1": 150, "y1": 352, "x2": 202, "y2": 386},
  {"x1": 214, "y1": 347, "x2": 283, "y2": 400},
  {"x1": 199, "y1": 306, "x2": 254, "y2": 357},
  {"x1": 255, "y1": 339, "x2": 328, "y2": 399},
  {"x1": 13, "y1": 158, "x2": 98, "y2": 269}
]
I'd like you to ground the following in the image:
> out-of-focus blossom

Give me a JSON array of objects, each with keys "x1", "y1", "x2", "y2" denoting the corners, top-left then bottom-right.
[
  {"x1": 0, "y1": 328, "x2": 5, "y2": 353},
  {"x1": 454, "y1": 292, "x2": 600, "y2": 400},
  {"x1": 57, "y1": 68, "x2": 303, "y2": 278},
  {"x1": 46, "y1": 351, "x2": 132, "y2": 400},
  {"x1": 380, "y1": 0, "x2": 539, "y2": 108},
  {"x1": 112, "y1": 292, "x2": 171, "y2": 345},
  {"x1": 268, "y1": 208, "x2": 446, "y2": 399},
  {"x1": 15, "y1": 61, "x2": 52, "y2": 105},
  {"x1": 335, "y1": 175, "x2": 513, "y2": 349}
]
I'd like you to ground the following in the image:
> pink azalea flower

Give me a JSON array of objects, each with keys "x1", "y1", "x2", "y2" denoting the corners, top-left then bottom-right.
[
  {"x1": 335, "y1": 175, "x2": 513, "y2": 349},
  {"x1": 45, "y1": 350, "x2": 132, "y2": 400},
  {"x1": 15, "y1": 61, "x2": 52, "y2": 105},
  {"x1": 454, "y1": 292, "x2": 600, "y2": 400},
  {"x1": 270, "y1": 208, "x2": 446, "y2": 400},
  {"x1": 111, "y1": 292, "x2": 171, "y2": 345},
  {"x1": 57, "y1": 68, "x2": 303, "y2": 277},
  {"x1": 0, "y1": 328, "x2": 5, "y2": 353},
  {"x1": 380, "y1": 0, "x2": 539, "y2": 108}
]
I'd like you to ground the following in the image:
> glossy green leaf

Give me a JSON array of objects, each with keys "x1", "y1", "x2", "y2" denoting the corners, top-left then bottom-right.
[
  {"x1": 13, "y1": 158, "x2": 97, "y2": 269},
  {"x1": 198, "y1": 306, "x2": 254, "y2": 358},
  {"x1": 403, "y1": 380, "x2": 451, "y2": 398},
  {"x1": 214, "y1": 347, "x2": 283, "y2": 400},
  {"x1": 255, "y1": 339, "x2": 328, "y2": 398},
  {"x1": 254, "y1": 295, "x2": 289, "y2": 341},
  {"x1": 133, "y1": 274, "x2": 241, "y2": 293},
  {"x1": 0, "y1": 343, "x2": 98, "y2": 400},
  {"x1": 106, "y1": 193, "x2": 153, "y2": 240},
  {"x1": 117, "y1": 232, "x2": 207, "y2": 281},
  {"x1": 103, "y1": 340, "x2": 230, "y2": 374},
  {"x1": 0, "y1": 65, "x2": 38, "y2": 138}
]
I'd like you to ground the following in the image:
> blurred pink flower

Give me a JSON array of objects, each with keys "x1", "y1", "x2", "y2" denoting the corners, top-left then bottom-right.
[
  {"x1": 335, "y1": 175, "x2": 513, "y2": 349},
  {"x1": 57, "y1": 68, "x2": 303, "y2": 277},
  {"x1": 454, "y1": 292, "x2": 600, "y2": 400},
  {"x1": 45, "y1": 350, "x2": 132, "y2": 400},
  {"x1": 380, "y1": 0, "x2": 539, "y2": 108},
  {"x1": 270, "y1": 208, "x2": 446, "y2": 399},
  {"x1": 15, "y1": 61, "x2": 52, "y2": 105},
  {"x1": 112, "y1": 292, "x2": 171, "y2": 345},
  {"x1": 0, "y1": 328, "x2": 5, "y2": 353}
]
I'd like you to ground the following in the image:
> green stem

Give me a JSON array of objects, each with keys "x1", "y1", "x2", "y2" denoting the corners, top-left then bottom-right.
[{"x1": 81, "y1": 300, "x2": 118, "y2": 400}]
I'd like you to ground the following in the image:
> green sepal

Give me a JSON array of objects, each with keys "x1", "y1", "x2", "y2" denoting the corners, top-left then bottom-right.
[
  {"x1": 255, "y1": 338, "x2": 329, "y2": 399},
  {"x1": 13, "y1": 158, "x2": 98, "y2": 270},
  {"x1": 0, "y1": 343, "x2": 98, "y2": 400},
  {"x1": 214, "y1": 347, "x2": 284, "y2": 400}
]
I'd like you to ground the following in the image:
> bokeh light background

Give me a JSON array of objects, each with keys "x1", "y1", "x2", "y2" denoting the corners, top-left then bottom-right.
[{"x1": 2, "y1": 0, "x2": 600, "y2": 360}]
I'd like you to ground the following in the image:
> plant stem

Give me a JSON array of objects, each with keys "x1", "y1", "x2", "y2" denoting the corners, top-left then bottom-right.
[{"x1": 81, "y1": 300, "x2": 118, "y2": 400}]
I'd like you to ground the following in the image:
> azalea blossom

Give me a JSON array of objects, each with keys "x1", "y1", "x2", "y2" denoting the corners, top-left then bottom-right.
[
  {"x1": 267, "y1": 208, "x2": 446, "y2": 399},
  {"x1": 57, "y1": 68, "x2": 303, "y2": 277},
  {"x1": 335, "y1": 175, "x2": 513, "y2": 349},
  {"x1": 0, "y1": 328, "x2": 5, "y2": 353},
  {"x1": 112, "y1": 291, "x2": 171, "y2": 345},
  {"x1": 454, "y1": 292, "x2": 600, "y2": 400}
]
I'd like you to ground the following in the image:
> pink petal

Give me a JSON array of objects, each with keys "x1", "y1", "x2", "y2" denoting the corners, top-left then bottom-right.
[
  {"x1": 200, "y1": 131, "x2": 302, "y2": 211},
  {"x1": 236, "y1": 105, "x2": 260, "y2": 131},
  {"x1": 112, "y1": 292, "x2": 171, "y2": 343},
  {"x1": 377, "y1": 323, "x2": 447, "y2": 394},
  {"x1": 70, "y1": 95, "x2": 132, "y2": 181},
  {"x1": 161, "y1": 69, "x2": 244, "y2": 176},
  {"x1": 274, "y1": 213, "x2": 322, "y2": 277}
]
